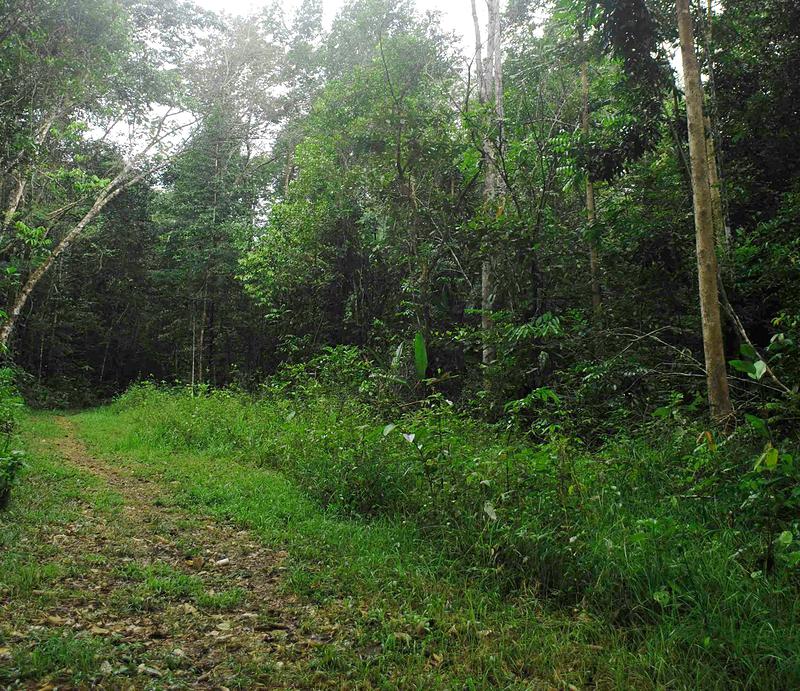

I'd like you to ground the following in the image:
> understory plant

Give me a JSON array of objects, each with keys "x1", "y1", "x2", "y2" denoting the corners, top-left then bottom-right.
[
  {"x1": 0, "y1": 366, "x2": 25, "y2": 510},
  {"x1": 105, "y1": 344, "x2": 800, "y2": 686}
]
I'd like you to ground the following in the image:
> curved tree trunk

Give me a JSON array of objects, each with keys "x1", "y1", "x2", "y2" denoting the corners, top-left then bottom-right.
[{"x1": 0, "y1": 172, "x2": 132, "y2": 348}]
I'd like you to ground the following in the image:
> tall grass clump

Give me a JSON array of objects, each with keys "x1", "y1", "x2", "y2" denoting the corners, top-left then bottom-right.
[{"x1": 109, "y1": 347, "x2": 800, "y2": 687}]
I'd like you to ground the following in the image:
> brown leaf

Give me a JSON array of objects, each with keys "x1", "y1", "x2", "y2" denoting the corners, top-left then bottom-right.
[{"x1": 137, "y1": 664, "x2": 162, "y2": 677}]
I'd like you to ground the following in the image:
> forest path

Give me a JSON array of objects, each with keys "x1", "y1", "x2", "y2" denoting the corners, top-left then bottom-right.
[{"x1": 0, "y1": 415, "x2": 321, "y2": 689}]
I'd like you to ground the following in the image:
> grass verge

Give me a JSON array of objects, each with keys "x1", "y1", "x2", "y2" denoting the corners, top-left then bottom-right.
[
  {"x1": 73, "y1": 405, "x2": 640, "y2": 689},
  {"x1": 0, "y1": 413, "x2": 124, "y2": 686},
  {"x1": 73, "y1": 394, "x2": 800, "y2": 690}
]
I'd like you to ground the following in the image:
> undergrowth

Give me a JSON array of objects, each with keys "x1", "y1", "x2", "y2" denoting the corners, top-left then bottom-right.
[{"x1": 89, "y1": 350, "x2": 800, "y2": 688}]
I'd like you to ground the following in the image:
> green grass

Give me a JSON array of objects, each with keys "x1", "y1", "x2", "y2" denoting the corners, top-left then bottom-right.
[
  {"x1": 0, "y1": 413, "x2": 128, "y2": 686},
  {"x1": 69, "y1": 385, "x2": 800, "y2": 689},
  {"x1": 10, "y1": 631, "x2": 110, "y2": 682},
  {"x1": 0, "y1": 413, "x2": 122, "y2": 600},
  {"x1": 6, "y1": 393, "x2": 798, "y2": 688},
  {"x1": 75, "y1": 404, "x2": 624, "y2": 689},
  {"x1": 112, "y1": 562, "x2": 245, "y2": 613}
]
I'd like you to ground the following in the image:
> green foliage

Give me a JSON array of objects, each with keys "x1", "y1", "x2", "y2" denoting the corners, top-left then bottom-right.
[
  {"x1": 412, "y1": 332, "x2": 428, "y2": 380},
  {"x1": 105, "y1": 377, "x2": 800, "y2": 687},
  {"x1": 10, "y1": 632, "x2": 108, "y2": 682},
  {"x1": 0, "y1": 368, "x2": 26, "y2": 510}
]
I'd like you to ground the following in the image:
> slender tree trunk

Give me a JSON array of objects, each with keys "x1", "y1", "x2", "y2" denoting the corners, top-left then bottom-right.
[
  {"x1": 0, "y1": 171, "x2": 134, "y2": 347},
  {"x1": 190, "y1": 309, "x2": 196, "y2": 394},
  {"x1": 704, "y1": 116, "x2": 730, "y2": 259},
  {"x1": 198, "y1": 281, "x2": 207, "y2": 386},
  {"x1": 581, "y1": 56, "x2": 602, "y2": 317},
  {"x1": 472, "y1": 0, "x2": 503, "y2": 367},
  {"x1": 3, "y1": 175, "x2": 26, "y2": 229},
  {"x1": 701, "y1": 0, "x2": 732, "y2": 258},
  {"x1": 2, "y1": 109, "x2": 62, "y2": 232},
  {"x1": 676, "y1": 0, "x2": 733, "y2": 422},
  {"x1": 283, "y1": 146, "x2": 295, "y2": 196},
  {"x1": 470, "y1": 0, "x2": 487, "y2": 101},
  {"x1": 207, "y1": 297, "x2": 216, "y2": 386}
]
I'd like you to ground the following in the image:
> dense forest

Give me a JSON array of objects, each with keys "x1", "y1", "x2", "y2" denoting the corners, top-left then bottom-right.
[{"x1": 1, "y1": 0, "x2": 799, "y2": 688}]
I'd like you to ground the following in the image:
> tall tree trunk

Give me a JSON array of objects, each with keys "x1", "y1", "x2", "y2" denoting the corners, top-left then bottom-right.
[
  {"x1": 198, "y1": 281, "x2": 207, "y2": 386},
  {"x1": 470, "y1": 0, "x2": 486, "y2": 101},
  {"x1": 472, "y1": 0, "x2": 504, "y2": 367},
  {"x1": 700, "y1": 0, "x2": 732, "y2": 258},
  {"x1": 704, "y1": 116, "x2": 726, "y2": 253},
  {"x1": 190, "y1": 309, "x2": 196, "y2": 393},
  {"x1": 676, "y1": 0, "x2": 733, "y2": 422},
  {"x1": 581, "y1": 56, "x2": 602, "y2": 317}
]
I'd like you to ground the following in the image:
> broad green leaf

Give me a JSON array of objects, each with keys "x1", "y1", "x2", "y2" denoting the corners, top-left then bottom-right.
[
  {"x1": 765, "y1": 446, "x2": 779, "y2": 469},
  {"x1": 729, "y1": 359, "x2": 756, "y2": 375},
  {"x1": 752, "y1": 360, "x2": 767, "y2": 381},
  {"x1": 740, "y1": 343, "x2": 758, "y2": 360},
  {"x1": 382, "y1": 423, "x2": 396, "y2": 436},
  {"x1": 777, "y1": 531, "x2": 793, "y2": 547},
  {"x1": 744, "y1": 414, "x2": 768, "y2": 437},
  {"x1": 413, "y1": 332, "x2": 428, "y2": 380}
]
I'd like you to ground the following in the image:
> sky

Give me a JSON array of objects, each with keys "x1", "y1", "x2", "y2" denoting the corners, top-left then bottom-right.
[{"x1": 193, "y1": 0, "x2": 487, "y2": 58}]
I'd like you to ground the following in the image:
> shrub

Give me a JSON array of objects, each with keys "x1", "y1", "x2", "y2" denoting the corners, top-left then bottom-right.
[{"x1": 0, "y1": 367, "x2": 26, "y2": 510}]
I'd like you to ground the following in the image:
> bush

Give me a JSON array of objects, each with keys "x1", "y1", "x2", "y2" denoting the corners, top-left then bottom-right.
[{"x1": 0, "y1": 367, "x2": 26, "y2": 510}]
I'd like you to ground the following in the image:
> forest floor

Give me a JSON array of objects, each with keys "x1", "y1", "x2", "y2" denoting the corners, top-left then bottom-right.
[
  {"x1": 0, "y1": 415, "x2": 340, "y2": 689},
  {"x1": 1, "y1": 411, "x2": 629, "y2": 689}
]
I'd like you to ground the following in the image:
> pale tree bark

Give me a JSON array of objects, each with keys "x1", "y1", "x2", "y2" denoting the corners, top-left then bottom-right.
[
  {"x1": 3, "y1": 175, "x2": 26, "y2": 228},
  {"x1": 470, "y1": 0, "x2": 487, "y2": 101},
  {"x1": 700, "y1": 0, "x2": 732, "y2": 258},
  {"x1": 0, "y1": 168, "x2": 139, "y2": 348},
  {"x1": 472, "y1": 0, "x2": 504, "y2": 367},
  {"x1": 704, "y1": 116, "x2": 726, "y2": 252},
  {"x1": 676, "y1": 0, "x2": 733, "y2": 422},
  {"x1": 0, "y1": 109, "x2": 195, "y2": 350},
  {"x1": 581, "y1": 54, "x2": 602, "y2": 317},
  {"x1": 2, "y1": 109, "x2": 61, "y2": 231}
]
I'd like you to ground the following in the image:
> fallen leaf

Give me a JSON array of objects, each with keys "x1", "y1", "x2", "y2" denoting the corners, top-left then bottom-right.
[{"x1": 137, "y1": 664, "x2": 162, "y2": 677}]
